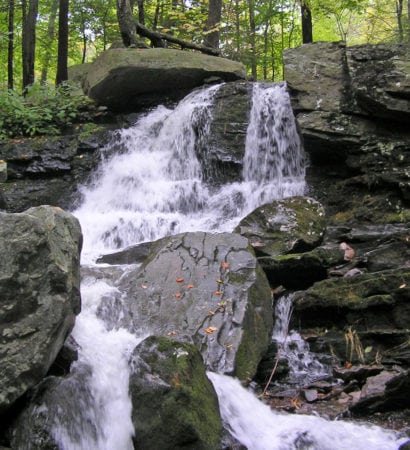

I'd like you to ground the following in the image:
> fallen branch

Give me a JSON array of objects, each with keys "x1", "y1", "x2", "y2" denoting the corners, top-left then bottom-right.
[{"x1": 135, "y1": 22, "x2": 221, "y2": 57}]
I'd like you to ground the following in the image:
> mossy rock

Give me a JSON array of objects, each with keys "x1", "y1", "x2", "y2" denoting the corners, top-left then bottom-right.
[
  {"x1": 259, "y1": 246, "x2": 344, "y2": 289},
  {"x1": 129, "y1": 336, "x2": 222, "y2": 450},
  {"x1": 235, "y1": 196, "x2": 326, "y2": 257}
]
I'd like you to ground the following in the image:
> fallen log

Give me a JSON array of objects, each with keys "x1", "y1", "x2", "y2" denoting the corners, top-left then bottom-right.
[{"x1": 135, "y1": 22, "x2": 221, "y2": 56}]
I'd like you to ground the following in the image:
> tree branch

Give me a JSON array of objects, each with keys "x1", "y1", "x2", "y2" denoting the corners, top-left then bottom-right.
[{"x1": 135, "y1": 22, "x2": 221, "y2": 56}]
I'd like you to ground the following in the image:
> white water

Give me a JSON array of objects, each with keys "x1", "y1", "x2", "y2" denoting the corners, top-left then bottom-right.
[
  {"x1": 60, "y1": 83, "x2": 405, "y2": 449},
  {"x1": 74, "y1": 82, "x2": 305, "y2": 263},
  {"x1": 272, "y1": 294, "x2": 331, "y2": 385},
  {"x1": 209, "y1": 372, "x2": 406, "y2": 450}
]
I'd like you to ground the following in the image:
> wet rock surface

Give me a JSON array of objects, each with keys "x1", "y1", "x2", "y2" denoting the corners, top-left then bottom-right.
[
  {"x1": 119, "y1": 231, "x2": 273, "y2": 380},
  {"x1": 0, "y1": 206, "x2": 82, "y2": 419},
  {"x1": 129, "y1": 336, "x2": 222, "y2": 450}
]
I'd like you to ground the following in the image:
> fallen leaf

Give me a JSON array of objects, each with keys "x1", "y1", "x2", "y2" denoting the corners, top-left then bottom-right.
[
  {"x1": 141, "y1": 284, "x2": 148, "y2": 289},
  {"x1": 345, "y1": 361, "x2": 352, "y2": 369},
  {"x1": 187, "y1": 284, "x2": 194, "y2": 289},
  {"x1": 399, "y1": 283, "x2": 406, "y2": 289},
  {"x1": 216, "y1": 279, "x2": 223, "y2": 284},
  {"x1": 205, "y1": 326, "x2": 217, "y2": 334},
  {"x1": 220, "y1": 262, "x2": 230, "y2": 269},
  {"x1": 167, "y1": 331, "x2": 177, "y2": 336},
  {"x1": 176, "y1": 277, "x2": 184, "y2": 283},
  {"x1": 214, "y1": 291, "x2": 222, "y2": 296},
  {"x1": 208, "y1": 310, "x2": 215, "y2": 316},
  {"x1": 175, "y1": 292, "x2": 182, "y2": 298}
]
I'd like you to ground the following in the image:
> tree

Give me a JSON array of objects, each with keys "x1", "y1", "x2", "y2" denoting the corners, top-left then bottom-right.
[
  {"x1": 22, "y1": 0, "x2": 38, "y2": 88},
  {"x1": 56, "y1": 0, "x2": 69, "y2": 85},
  {"x1": 116, "y1": 0, "x2": 139, "y2": 46},
  {"x1": 396, "y1": 0, "x2": 403, "y2": 42},
  {"x1": 204, "y1": 0, "x2": 222, "y2": 49},
  {"x1": 7, "y1": 0, "x2": 14, "y2": 89},
  {"x1": 40, "y1": 0, "x2": 59, "y2": 84},
  {"x1": 301, "y1": 1, "x2": 313, "y2": 43}
]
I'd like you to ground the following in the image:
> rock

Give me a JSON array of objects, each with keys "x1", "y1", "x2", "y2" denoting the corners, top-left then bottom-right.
[
  {"x1": 258, "y1": 246, "x2": 344, "y2": 289},
  {"x1": 119, "y1": 231, "x2": 273, "y2": 380},
  {"x1": 303, "y1": 389, "x2": 318, "y2": 403},
  {"x1": 129, "y1": 336, "x2": 222, "y2": 450},
  {"x1": 350, "y1": 370, "x2": 410, "y2": 414},
  {"x1": 283, "y1": 41, "x2": 348, "y2": 113},
  {"x1": 0, "y1": 206, "x2": 82, "y2": 413},
  {"x1": 333, "y1": 365, "x2": 384, "y2": 383},
  {"x1": 96, "y1": 241, "x2": 153, "y2": 265},
  {"x1": 83, "y1": 48, "x2": 246, "y2": 112},
  {"x1": 8, "y1": 364, "x2": 99, "y2": 450},
  {"x1": 235, "y1": 197, "x2": 326, "y2": 257},
  {"x1": 346, "y1": 43, "x2": 410, "y2": 123}
]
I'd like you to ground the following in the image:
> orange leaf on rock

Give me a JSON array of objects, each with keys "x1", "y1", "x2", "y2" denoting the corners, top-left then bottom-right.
[
  {"x1": 214, "y1": 291, "x2": 222, "y2": 296},
  {"x1": 208, "y1": 310, "x2": 215, "y2": 316},
  {"x1": 345, "y1": 361, "x2": 352, "y2": 369},
  {"x1": 175, "y1": 292, "x2": 182, "y2": 298},
  {"x1": 205, "y1": 326, "x2": 217, "y2": 334},
  {"x1": 176, "y1": 277, "x2": 184, "y2": 283},
  {"x1": 187, "y1": 284, "x2": 194, "y2": 289},
  {"x1": 220, "y1": 262, "x2": 230, "y2": 269}
]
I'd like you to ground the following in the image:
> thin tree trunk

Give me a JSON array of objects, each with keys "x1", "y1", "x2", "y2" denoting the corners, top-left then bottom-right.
[
  {"x1": 8, "y1": 0, "x2": 14, "y2": 89},
  {"x1": 408, "y1": 0, "x2": 410, "y2": 42},
  {"x1": 204, "y1": 0, "x2": 222, "y2": 49},
  {"x1": 248, "y1": 0, "x2": 257, "y2": 79},
  {"x1": 396, "y1": 0, "x2": 404, "y2": 42},
  {"x1": 235, "y1": 0, "x2": 240, "y2": 56},
  {"x1": 301, "y1": 2, "x2": 313, "y2": 43},
  {"x1": 22, "y1": 0, "x2": 38, "y2": 89},
  {"x1": 137, "y1": 0, "x2": 145, "y2": 24},
  {"x1": 56, "y1": 0, "x2": 69, "y2": 85},
  {"x1": 41, "y1": 0, "x2": 59, "y2": 84}
]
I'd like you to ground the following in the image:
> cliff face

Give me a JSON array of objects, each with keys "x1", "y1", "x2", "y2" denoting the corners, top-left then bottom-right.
[{"x1": 283, "y1": 41, "x2": 410, "y2": 221}]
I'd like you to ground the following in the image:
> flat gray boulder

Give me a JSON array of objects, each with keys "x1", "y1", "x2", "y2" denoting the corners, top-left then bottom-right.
[
  {"x1": 120, "y1": 231, "x2": 273, "y2": 380},
  {"x1": 82, "y1": 48, "x2": 246, "y2": 111},
  {"x1": 0, "y1": 206, "x2": 82, "y2": 413}
]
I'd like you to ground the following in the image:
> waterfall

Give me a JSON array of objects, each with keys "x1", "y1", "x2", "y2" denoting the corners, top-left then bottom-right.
[
  {"x1": 272, "y1": 294, "x2": 331, "y2": 386},
  {"x1": 74, "y1": 82, "x2": 305, "y2": 263},
  {"x1": 208, "y1": 372, "x2": 407, "y2": 450},
  {"x1": 54, "y1": 83, "x2": 405, "y2": 449}
]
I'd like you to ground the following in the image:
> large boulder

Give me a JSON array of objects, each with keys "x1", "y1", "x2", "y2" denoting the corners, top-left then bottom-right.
[
  {"x1": 119, "y1": 231, "x2": 273, "y2": 380},
  {"x1": 0, "y1": 206, "x2": 82, "y2": 413},
  {"x1": 129, "y1": 336, "x2": 222, "y2": 450},
  {"x1": 234, "y1": 197, "x2": 326, "y2": 257},
  {"x1": 82, "y1": 48, "x2": 247, "y2": 111}
]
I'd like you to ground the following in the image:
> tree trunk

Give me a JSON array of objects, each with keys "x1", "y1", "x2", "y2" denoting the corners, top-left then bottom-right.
[
  {"x1": 116, "y1": 0, "x2": 138, "y2": 46},
  {"x1": 408, "y1": 0, "x2": 410, "y2": 42},
  {"x1": 248, "y1": 0, "x2": 257, "y2": 79},
  {"x1": 204, "y1": 0, "x2": 222, "y2": 49},
  {"x1": 56, "y1": 0, "x2": 69, "y2": 85},
  {"x1": 301, "y1": 2, "x2": 313, "y2": 43},
  {"x1": 137, "y1": 0, "x2": 145, "y2": 24},
  {"x1": 8, "y1": 0, "x2": 14, "y2": 89},
  {"x1": 22, "y1": 0, "x2": 38, "y2": 89},
  {"x1": 40, "y1": 0, "x2": 59, "y2": 84},
  {"x1": 396, "y1": 0, "x2": 404, "y2": 42}
]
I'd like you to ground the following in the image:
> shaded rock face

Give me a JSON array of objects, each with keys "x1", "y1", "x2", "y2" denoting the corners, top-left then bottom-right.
[
  {"x1": 0, "y1": 130, "x2": 109, "y2": 213},
  {"x1": 119, "y1": 231, "x2": 273, "y2": 380},
  {"x1": 0, "y1": 206, "x2": 82, "y2": 414},
  {"x1": 129, "y1": 336, "x2": 222, "y2": 450},
  {"x1": 284, "y1": 42, "x2": 410, "y2": 219},
  {"x1": 82, "y1": 48, "x2": 247, "y2": 112}
]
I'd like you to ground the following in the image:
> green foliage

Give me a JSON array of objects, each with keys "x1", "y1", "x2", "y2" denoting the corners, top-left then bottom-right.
[{"x1": 0, "y1": 83, "x2": 98, "y2": 140}]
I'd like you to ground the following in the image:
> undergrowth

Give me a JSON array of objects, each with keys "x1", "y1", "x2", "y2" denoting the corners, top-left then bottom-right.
[{"x1": 0, "y1": 83, "x2": 102, "y2": 140}]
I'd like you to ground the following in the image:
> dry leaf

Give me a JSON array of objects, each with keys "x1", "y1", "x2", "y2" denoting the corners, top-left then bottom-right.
[
  {"x1": 141, "y1": 284, "x2": 148, "y2": 289},
  {"x1": 176, "y1": 277, "x2": 184, "y2": 283},
  {"x1": 167, "y1": 331, "x2": 177, "y2": 336},
  {"x1": 220, "y1": 262, "x2": 230, "y2": 269},
  {"x1": 205, "y1": 326, "x2": 217, "y2": 334},
  {"x1": 216, "y1": 279, "x2": 223, "y2": 284},
  {"x1": 187, "y1": 284, "x2": 194, "y2": 289},
  {"x1": 345, "y1": 361, "x2": 352, "y2": 369},
  {"x1": 214, "y1": 291, "x2": 222, "y2": 296},
  {"x1": 399, "y1": 283, "x2": 406, "y2": 289},
  {"x1": 175, "y1": 292, "x2": 182, "y2": 298},
  {"x1": 208, "y1": 310, "x2": 215, "y2": 316}
]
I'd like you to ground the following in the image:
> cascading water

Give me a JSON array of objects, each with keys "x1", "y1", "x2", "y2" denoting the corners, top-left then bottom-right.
[
  {"x1": 56, "y1": 82, "x2": 406, "y2": 449},
  {"x1": 271, "y1": 294, "x2": 331, "y2": 386}
]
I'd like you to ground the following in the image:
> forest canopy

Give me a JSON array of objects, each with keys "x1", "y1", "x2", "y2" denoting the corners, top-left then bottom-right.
[{"x1": 0, "y1": 0, "x2": 408, "y2": 89}]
